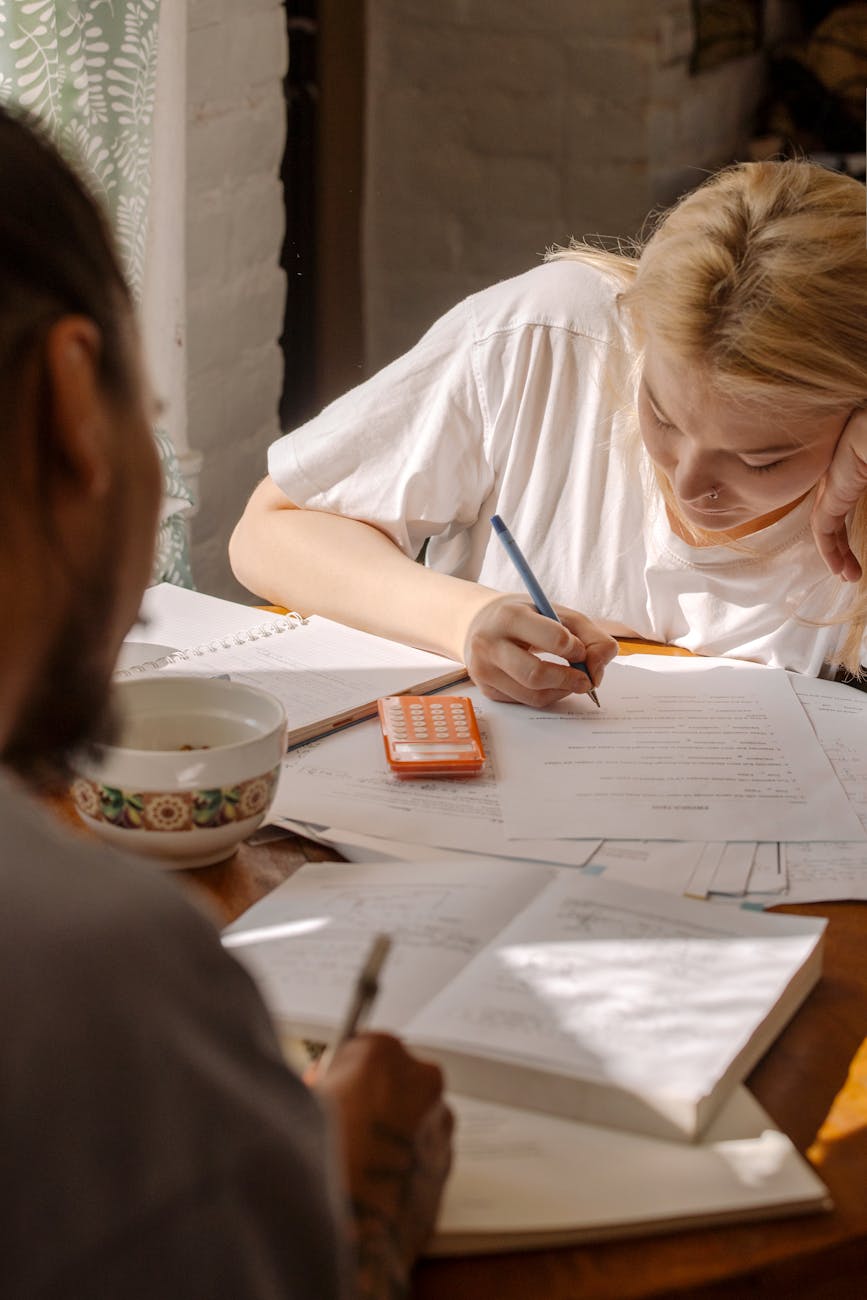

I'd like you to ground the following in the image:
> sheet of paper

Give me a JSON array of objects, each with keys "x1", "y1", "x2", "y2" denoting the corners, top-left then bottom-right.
[
  {"x1": 408, "y1": 873, "x2": 825, "y2": 1107},
  {"x1": 755, "y1": 677, "x2": 867, "y2": 903},
  {"x1": 495, "y1": 660, "x2": 863, "y2": 842},
  {"x1": 710, "y1": 842, "x2": 757, "y2": 897},
  {"x1": 271, "y1": 817, "x2": 602, "y2": 869},
  {"x1": 271, "y1": 817, "x2": 470, "y2": 862},
  {"x1": 223, "y1": 857, "x2": 557, "y2": 1032},
  {"x1": 582, "y1": 840, "x2": 707, "y2": 896},
  {"x1": 272, "y1": 690, "x2": 601, "y2": 866},
  {"x1": 792, "y1": 675, "x2": 867, "y2": 832},
  {"x1": 747, "y1": 843, "x2": 787, "y2": 896},
  {"x1": 779, "y1": 841, "x2": 867, "y2": 904},
  {"x1": 432, "y1": 1087, "x2": 829, "y2": 1251},
  {"x1": 128, "y1": 582, "x2": 283, "y2": 648},
  {"x1": 685, "y1": 842, "x2": 726, "y2": 900}
]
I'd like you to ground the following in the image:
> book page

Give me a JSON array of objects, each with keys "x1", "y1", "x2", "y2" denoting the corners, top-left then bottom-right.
[
  {"x1": 408, "y1": 873, "x2": 825, "y2": 1105},
  {"x1": 432, "y1": 1087, "x2": 829, "y2": 1250},
  {"x1": 494, "y1": 661, "x2": 863, "y2": 842},
  {"x1": 223, "y1": 857, "x2": 556, "y2": 1033},
  {"x1": 128, "y1": 610, "x2": 462, "y2": 741},
  {"x1": 272, "y1": 691, "x2": 601, "y2": 866},
  {"x1": 129, "y1": 582, "x2": 284, "y2": 647}
]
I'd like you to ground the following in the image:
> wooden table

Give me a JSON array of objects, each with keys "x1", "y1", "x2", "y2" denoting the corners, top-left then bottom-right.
[{"x1": 175, "y1": 637, "x2": 867, "y2": 1297}]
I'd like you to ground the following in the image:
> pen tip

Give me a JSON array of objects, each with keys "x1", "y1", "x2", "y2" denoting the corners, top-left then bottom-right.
[{"x1": 589, "y1": 688, "x2": 601, "y2": 708}]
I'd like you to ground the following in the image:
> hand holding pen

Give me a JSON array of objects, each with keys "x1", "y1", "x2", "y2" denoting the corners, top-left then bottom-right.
[
  {"x1": 459, "y1": 516, "x2": 616, "y2": 709},
  {"x1": 312, "y1": 933, "x2": 454, "y2": 1293},
  {"x1": 491, "y1": 514, "x2": 602, "y2": 706}
]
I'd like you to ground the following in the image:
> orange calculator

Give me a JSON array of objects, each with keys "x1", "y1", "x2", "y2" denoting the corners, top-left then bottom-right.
[{"x1": 377, "y1": 695, "x2": 486, "y2": 778}]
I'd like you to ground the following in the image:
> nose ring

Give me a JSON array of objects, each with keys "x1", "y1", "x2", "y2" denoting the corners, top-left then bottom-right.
[{"x1": 707, "y1": 487, "x2": 720, "y2": 501}]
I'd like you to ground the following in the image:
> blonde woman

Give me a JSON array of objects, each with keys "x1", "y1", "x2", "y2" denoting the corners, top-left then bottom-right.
[{"x1": 231, "y1": 160, "x2": 867, "y2": 704}]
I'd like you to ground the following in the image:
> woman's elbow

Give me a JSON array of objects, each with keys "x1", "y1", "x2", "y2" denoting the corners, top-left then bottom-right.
[{"x1": 228, "y1": 477, "x2": 292, "y2": 594}]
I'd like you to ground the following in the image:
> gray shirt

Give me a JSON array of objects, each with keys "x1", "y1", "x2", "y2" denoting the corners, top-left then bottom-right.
[{"x1": 0, "y1": 772, "x2": 350, "y2": 1299}]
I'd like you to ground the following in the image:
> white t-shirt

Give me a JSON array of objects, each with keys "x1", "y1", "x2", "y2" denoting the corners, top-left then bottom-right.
[{"x1": 269, "y1": 259, "x2": 858, "y2": 676}]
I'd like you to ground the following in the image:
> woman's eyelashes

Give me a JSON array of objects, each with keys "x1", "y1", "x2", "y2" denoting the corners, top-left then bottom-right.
[{"x1": 742, "y1": 459, "x2": 783, "y2": 473}]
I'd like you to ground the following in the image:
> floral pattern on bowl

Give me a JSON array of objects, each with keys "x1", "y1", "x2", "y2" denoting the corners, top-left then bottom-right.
[{"x1": 71, "y1": 766, "x2": 281, "y2": 833}]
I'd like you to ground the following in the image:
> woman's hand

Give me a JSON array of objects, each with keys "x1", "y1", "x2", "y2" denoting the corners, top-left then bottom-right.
[
  {"x1": 463, "y1": 594, "x2": 618, "y2": 707},
  {"x1": 812, "y1": 408, "x2": 867, "y2": 582}
]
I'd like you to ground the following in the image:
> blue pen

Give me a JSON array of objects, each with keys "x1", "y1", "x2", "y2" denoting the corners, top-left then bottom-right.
[{"x1": 490, "y1": 514, "x2": 601, "y2": 707}]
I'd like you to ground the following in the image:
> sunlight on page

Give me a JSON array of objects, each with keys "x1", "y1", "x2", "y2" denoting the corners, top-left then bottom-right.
[
  {"x1": 477, "y1": 927, "x2": 821, "y2": 1093},
  {"x1": 222, "y1": 916, "x2": 330, "y2": 946},
  {"x1": 716, "y1": 1128, "x2": 794, "y2": 1185}
]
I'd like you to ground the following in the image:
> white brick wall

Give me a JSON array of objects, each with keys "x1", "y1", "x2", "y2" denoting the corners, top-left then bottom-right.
[
  {"x1": 364, "y1": 1, "x2": 769, "y2": 371},
  {"x1": 186, "y1": 0, "x2": 287, "y2": 597}
]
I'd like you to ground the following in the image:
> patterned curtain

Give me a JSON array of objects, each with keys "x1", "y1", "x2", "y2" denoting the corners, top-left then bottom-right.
[{"x1": 0, "y1": 0, "x2": 193, "y2": 586}]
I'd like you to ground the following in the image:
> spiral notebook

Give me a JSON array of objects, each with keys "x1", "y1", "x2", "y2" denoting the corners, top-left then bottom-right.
[{"x1": 118, "y1": 589, "x2": 465, "y2": 748}]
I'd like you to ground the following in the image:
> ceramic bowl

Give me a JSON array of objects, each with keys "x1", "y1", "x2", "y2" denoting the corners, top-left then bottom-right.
[{"x1": 70, "y1": 675, "x2": 288, "y2": 868}]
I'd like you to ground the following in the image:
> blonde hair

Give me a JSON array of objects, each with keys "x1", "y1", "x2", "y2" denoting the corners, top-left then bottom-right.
[{"x1": 552, "y1": 160, "x2": 867, "y2": 673}]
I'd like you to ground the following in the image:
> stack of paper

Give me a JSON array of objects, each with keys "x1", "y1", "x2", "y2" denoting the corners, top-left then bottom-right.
[{"x1": 266, "y1": 652, "x2": 867, "y2": 910}]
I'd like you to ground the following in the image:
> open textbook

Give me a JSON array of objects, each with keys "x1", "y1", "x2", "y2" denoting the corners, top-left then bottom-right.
[
  {"x1": 431, "y1": 1089, "x2": 829, "y2": 1253},
  {"x1": 223, "y1": 857, "x2": 825, "y2": 1142},
  {"x1": 118, "y1": 583, "x2": 464, "y2": 746}
]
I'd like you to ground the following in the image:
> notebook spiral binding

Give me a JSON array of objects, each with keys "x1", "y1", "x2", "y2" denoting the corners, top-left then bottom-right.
[{"x1": 116, "y1": 612, "x2": 308, "y2": 677}]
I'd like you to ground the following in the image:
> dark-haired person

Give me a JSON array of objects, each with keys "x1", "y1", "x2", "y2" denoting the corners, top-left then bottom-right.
[{"x1": 0, "y1": 106, "x2": 451, "y2": 1299}]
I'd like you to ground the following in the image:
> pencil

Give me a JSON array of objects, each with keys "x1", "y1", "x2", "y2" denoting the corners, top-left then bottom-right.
[
  {"x1": 320, "y1": 932, "x2": 392, "y2": 1074},
  {"x1": 490, "y1": 514, "x2": 601, "y2": 707}
]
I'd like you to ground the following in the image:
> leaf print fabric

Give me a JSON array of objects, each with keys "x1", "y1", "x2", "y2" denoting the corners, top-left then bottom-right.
[{"x1": 0, "y1": 1, "x2": 193, "y2": 587}]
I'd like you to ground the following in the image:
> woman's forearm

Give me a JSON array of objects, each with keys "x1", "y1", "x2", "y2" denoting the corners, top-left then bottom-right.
[{"x1": 229, "y1": 477, "x2": 501, "y2": 662}]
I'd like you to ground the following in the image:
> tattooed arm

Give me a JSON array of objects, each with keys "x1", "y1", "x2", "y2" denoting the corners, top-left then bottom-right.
[{"x1": 315, "y1": 1034, "x2": 454, "y2": 1299}]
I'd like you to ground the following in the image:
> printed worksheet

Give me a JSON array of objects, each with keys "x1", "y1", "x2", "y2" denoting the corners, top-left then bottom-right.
[{"x1": 494, "y1": 661, "x2": 863, "y2": 842}]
